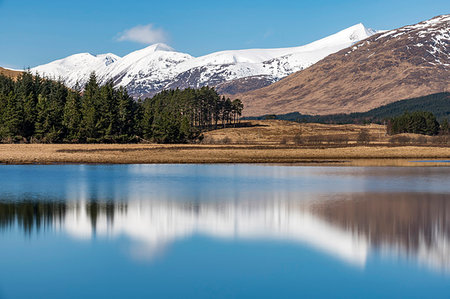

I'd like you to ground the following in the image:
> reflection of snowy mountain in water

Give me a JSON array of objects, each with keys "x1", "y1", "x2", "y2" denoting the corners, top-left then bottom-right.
[
  {"x1": 313, "y1": 193, "x2": 450, "y2": 273},
  {"x1": 56, "y1": 194, "x2": 450, "y2": 273},
  {"x1": 1, "y1": 166, "x2": 450, "y2": 273},
  {"x1": 63, "y1": 199, "x2": 368, "y2": 266}
]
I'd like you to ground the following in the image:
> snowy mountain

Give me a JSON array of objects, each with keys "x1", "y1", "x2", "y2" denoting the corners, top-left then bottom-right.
[
  {"x1": 238, "y1": 15, "x2": 450, "y2": 116},
  {"x1": 31, "y1": 23, "x2": 378, "y2": 97},
  {"x1": 32, "y1": 52, "x2": 121, "y2": 88}
]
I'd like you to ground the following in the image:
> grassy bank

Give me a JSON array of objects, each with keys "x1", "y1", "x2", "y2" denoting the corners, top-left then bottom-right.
[
  {"x1": 1, "y1": 121, "x2": 449, "y2": 166},
  {"x1": 0, "y1": 144, "x2": 450, "y2": 166}
]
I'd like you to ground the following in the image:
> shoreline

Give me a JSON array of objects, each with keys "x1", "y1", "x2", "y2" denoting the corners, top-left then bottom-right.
[{"x1": 1, "y1": 144, "x2": 450, "y2": 167}]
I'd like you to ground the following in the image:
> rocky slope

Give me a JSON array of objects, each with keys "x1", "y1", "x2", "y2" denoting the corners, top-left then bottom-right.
[
  {"x1": 238, "y1": 15, "x2": 450, "y2": 116},
  {"x1": 31, "y1": 24, "x2": 376, "y2": 98}
]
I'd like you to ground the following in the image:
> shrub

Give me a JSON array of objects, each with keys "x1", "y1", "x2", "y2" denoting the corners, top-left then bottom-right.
[
  {"x1": 414, "y1": 136, "x2": 427, "y2": 144},
  {"x1": 201, "y1": 136, "x2": 216, "y2": 144},
  {"x1": 293, "y1": 132, "x2": 303, "y2": 145},
  {"x1": 221, "y1": 136, "x2": 232, "y2": 144},
  {"x1": 389, "y1": 135, "x2": 411, "y2": 145},
  {"x1": 431, "y1": 136, "x2": 449, "y2": 145},
  {"x1": 304, "y1": 134, "x2": 319, "y2": 145},
  {"x1": 327, "y1": 134, "x2": 349, "y2": 144},
  {"x1": 357, "y1": 129, "x2": 370, "y2": 145}
]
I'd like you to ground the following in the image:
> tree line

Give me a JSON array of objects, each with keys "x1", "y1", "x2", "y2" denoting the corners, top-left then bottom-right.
[
  {"x1": 0, "y1": 73, "x2": 243, "y2": 143},
  {"x1": 249, "y1": 92, "x2": 450, "y2": 126},
  {"x1": 387, "y1": 111, "x2": 443, "y2": 136}
]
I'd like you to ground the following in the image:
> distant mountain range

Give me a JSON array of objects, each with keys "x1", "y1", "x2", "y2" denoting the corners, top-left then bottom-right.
[
  {"x1": 29, "y1": 24, "x2": 378, "y2": 98},
  {"x1": 3, "y1": 15, "x2": 448, "y2": 118},
  {"x1": 238, "y1": 15, "x2": 450, "y2": 116}
]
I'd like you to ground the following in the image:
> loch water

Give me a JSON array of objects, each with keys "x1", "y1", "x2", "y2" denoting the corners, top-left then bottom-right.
[{"x1": 0, "y1": 165, "x2": 449, "y2": 299}]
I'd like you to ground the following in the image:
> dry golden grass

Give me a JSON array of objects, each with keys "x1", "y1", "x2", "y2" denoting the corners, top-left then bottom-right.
[
  {"x1": 203, "y1": 120, "x2": 387, "y2": 145},
  {"x1": 0, "y1": 143, "x2": 449, "y2": 166},
  {"x1": 0, "y1": 121, "x2": 449, "y2": 166}
]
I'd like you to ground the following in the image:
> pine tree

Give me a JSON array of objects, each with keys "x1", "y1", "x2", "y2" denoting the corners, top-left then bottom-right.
[
  {"x1": 22, "y1": 93, "x2": 37, "y2": 138},
  {"x1": 441, "y1": 119, "x2": 449, "y2": 135},
  {"x1": 116, "y1": 87, "x2": 136, "y2": 140},
  {"x1": 63, "y1": 91, "x2": 82, "y2": 141},
  {"x1": 80, "y1": 73, "x2": 100, "y2": 141},
  {"x1": 34, "y1": 95, "x2": 50, "y2": 140},
  {"x1": 0, "y1": 72, "x2": 243, "y2": 144},
  {"x1": 179, "y1": 115, "x2": 192, "y2": 142},
  {"x1": 96, "y1": 82, "x2": 117, "y2": 140},
  {"x1": 3, "y1": 92, "x2": 23, "y2": 139}
]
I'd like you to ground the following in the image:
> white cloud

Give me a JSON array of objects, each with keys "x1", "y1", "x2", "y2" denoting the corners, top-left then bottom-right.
[{"x1": 117, "y1": 24, "x2": 168, "y2": 45}]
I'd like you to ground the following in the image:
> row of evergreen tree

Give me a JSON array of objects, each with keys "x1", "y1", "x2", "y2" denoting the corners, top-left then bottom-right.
[
  {"x1": 0, "y1": 73, "x2": 243, "y2": 143},
  {"x1": 387, "y1": 111, "x2": 445, "y2": 136}
]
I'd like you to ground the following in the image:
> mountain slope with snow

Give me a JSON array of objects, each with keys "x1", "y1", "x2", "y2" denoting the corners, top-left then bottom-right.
[
  {"x1": 31, "y1": 23, "x2": 378, "y2": 97},
  {"x1": 32, "y1": 53, "x2": 120, "y2": 87},
  {"x1": 238, "y1": 15, "x2": 450, "y2": 116}
]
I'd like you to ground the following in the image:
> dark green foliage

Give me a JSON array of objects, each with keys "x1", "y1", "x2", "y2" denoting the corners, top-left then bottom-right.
[
  {"x1": 388, "y1": 111, "x2": 440, "y2": 136},
  {"x1": 80, "y1": 73, "x2": 100, "y2": 140},
  {"x1": 441, "y1": 119, "x2": 450, "y2": 135},
  {"x1": 63, "y1": 91, "x2": 82, "y2": 141},
  {"x1": 139, "y1": 87, "x2": 242, "y2": 143},
  {"x1": 1, "y1": 92, "x2": 23, "y2": 138},
  {"x1": 247, "y1": 92, "x2": 450, "y2": 124},
  {"x1": 0, "y1": 72, "x2": 243, "y2": 144}
]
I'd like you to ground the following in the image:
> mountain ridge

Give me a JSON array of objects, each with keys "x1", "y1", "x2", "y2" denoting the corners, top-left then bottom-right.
[{"x1": 31, "y1": 23, "x2": 378, "y2": 97}]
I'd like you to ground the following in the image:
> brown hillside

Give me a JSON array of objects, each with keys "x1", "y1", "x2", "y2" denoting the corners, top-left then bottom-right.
[
  {"x1": 238, "y1": 15, "x2": 450, "y2": 116},
  {"x1": 0, "y1": 67, "x2": 22, "y2": 79}
]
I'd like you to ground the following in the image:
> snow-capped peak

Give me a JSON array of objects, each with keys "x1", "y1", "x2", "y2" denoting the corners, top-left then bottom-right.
[
  {"x1": 32, "y1": 52, "x2": 120, "y2": 86},
  {"x1": 31, "y1": 23, "x2": 379, "y2": 97},
  {"x1": 339, "y1": 23, "x2": 377, "y2": 41},
  {"x1": 144, "y1": 43, "x2": 175, "y2": 52}
]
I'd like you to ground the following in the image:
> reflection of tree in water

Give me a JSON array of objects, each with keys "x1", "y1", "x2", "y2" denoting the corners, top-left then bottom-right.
[
  {"x1": 0, "y1": 200, "x2": 66, "y2": 234},
  {"x1": 86, "y1": 201, "x2": 127, "y2": 233},
  {"x1": 0, "y1": 199, "x2": 126, "y2": 234},
  {"x1": 311, "y1": 193, "x2": 450, "y2": 258},
  {"x1": 2, "y1": 194, "x2": 449, "y2": 244}
]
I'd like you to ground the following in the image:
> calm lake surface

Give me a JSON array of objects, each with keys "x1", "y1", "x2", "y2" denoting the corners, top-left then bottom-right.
[{"x1": 0, "y1": 165, "x2": 449, "y2": 299}]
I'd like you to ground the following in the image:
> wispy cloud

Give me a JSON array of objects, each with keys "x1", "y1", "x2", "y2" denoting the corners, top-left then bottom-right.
[{"x1": 117, "y1": 24, "x2": 168, "y2": 45}]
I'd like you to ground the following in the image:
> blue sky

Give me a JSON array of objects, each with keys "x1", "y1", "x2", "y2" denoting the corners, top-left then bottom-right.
[{"x1": 0, "y1": 0, "x2": 448, "y2": 69}]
